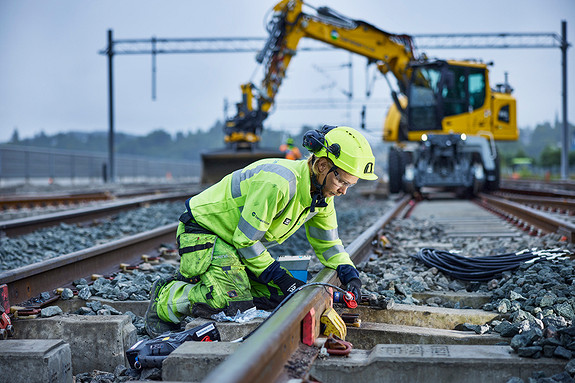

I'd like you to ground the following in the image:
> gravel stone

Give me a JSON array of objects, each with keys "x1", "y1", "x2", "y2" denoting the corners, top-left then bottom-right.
[
  {"x1": 495, "y1": 321, "x2": 521, "y2": 337},
  {"x1": 498, "y1": 299, "x2": 512, "y2": 314},
  {"x1": 517, "y1": 346, "x2": 542, "y2": 358},
  {"x1": 41, "y1": 305, "x2": 63, "y2": 317},
  {"x1": 556, "y1": 302, "x2": 575, "y2": 321},
  {"x1": 78, "y1": 287, "x2": 92, "y2": 300},
  {"x1": 555, "y1": 346, "x2": 574, "y2": 359},
  {"x1": 60, "y1": 288, "x2": 74, "y2": 300}
]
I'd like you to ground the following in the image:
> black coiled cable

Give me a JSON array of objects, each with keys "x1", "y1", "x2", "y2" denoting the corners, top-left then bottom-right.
[{"x1": 411, "y1": 248, "x2": 542, "y2": 281}]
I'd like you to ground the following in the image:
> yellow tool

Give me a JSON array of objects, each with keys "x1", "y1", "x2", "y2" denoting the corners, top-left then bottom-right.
[{"x1": 320, "y1": 307, "x2": 347, "y2": 340}]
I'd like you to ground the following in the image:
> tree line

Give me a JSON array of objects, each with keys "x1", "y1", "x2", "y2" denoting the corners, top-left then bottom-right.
[
  {"x1": 6, "y1": 121, "x2": 296, "y2": 162},
  {"x1": 497, "y1": 120, "x2": 575, "y2": 169},
  {"x1": 4, "y1": 120, "x2": 574, "y2": 170}
]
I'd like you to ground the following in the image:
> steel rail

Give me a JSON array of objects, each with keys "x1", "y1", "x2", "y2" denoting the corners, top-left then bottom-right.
[
  {"x1": 499, "y1": 181, "x2": 575, "y2": 198},
  {"x1": 0, "y1": 192, "x2": 190, "y2": 237},
  {"x1": 203, "y1": 195, "x2": 413, "y2": 383},
  {"x1": 493, "y1": 192, "x2": 575, "y2": 212},
  {"x1": 0, "y1": 191, "x2": 113, "y2": 209},
  {"x1": 0, "y1": 183, "x2": 202, "y2": 210},
  {"x1": 0, "y1": 223, "x2": 178, "y2": 305},
  {"x1": 478, "y1": 193, "x2": 575, "y2": 243},
  {"x1": 498, "y1": 186, "x2": 575, "y2": 199}
]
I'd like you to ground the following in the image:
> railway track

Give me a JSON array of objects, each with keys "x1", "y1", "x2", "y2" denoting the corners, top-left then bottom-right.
[
  {"x1": 501, "y1": 178, "x2": 575, "y2": 194},
  {"x1": 207, "y1": 193, "x2": 573, "y2": 383},
  {"x1": 204, "y1": 195, "x2": 413, "y2": 383},
  {"x1": 0, "y1": 190, "x2": 113, "y2": 210},
  {"x1": 0, "y1": 182, "x2": 201, "y2": 214},
  {"x1": 0, "y1": 191, "x2": 194, "y2": 237},
  {"x1": 1, "y1": 223, "x2": 178, "y2": 306},
  {"x1": 479, "y1": 193, "x2": 575, "y2": 242},
  {"x1": 1, "y1": 185, "x2": 574, "y2": 382}
]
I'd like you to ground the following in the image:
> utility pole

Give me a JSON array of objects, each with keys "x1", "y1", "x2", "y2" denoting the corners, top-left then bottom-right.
[
  {"x1": 106, "y1": 29, "x2": 115, "y2": 183},
  {"x1": 560, "y1": 21, "x2": 569, "y2": 180}
]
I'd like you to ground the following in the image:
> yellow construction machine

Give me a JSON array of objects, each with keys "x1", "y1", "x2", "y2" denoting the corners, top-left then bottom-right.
[{"x1": 202, "y1": 0, "x2": 518, "y2": 194}]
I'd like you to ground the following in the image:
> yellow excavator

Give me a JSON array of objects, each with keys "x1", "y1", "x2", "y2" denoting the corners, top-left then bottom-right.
[{"x1": 202, "y1": 0, "x2": 518, "y2": 194}]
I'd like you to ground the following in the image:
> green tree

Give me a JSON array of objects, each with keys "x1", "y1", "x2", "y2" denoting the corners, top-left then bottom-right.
[
  {"x1": 9, "y1": 128, "x2": 19, "y2": 143},
  {"x1": 539, "y1": 145, "x2": 561, "y2": 167},
  {"x1": 526, "y1": 122, "x2": 558, "y2": 159}
]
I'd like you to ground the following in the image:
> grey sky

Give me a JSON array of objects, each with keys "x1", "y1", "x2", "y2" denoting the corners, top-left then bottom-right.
[{"x1": 1, "y1": 0, "x2": 573, "y2": 145}]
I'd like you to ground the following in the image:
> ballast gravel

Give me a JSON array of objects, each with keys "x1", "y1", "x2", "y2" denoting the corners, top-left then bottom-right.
[{"x1": 0, "y1": 201, "x2": 184, "y2": 271}]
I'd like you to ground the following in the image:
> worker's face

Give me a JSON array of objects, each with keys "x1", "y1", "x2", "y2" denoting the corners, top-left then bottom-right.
[{"x1": 317, "y1": 159, "x2": 358, "y2": 197}]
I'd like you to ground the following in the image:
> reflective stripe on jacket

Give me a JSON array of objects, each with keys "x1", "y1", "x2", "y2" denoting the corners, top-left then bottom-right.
[{"x1": 187, "y1": 158, "x2": 355, "y2": 281}]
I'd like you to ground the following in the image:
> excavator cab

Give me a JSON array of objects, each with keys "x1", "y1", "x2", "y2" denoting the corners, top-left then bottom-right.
[
  {"x1": 385, "y1": 59, "x2": 517, "y2": 142},
  {"x1": 385, "y1": 59, "x2": 517, "y2": 195}
]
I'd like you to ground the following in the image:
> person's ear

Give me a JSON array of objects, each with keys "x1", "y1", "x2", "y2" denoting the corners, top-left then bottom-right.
[{"x1": 317, "y1": 158, "x2": 327, "y2": 172}]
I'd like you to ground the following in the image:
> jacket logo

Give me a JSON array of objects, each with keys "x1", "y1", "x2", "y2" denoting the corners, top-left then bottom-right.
[
  {"x1": 252, "y1": 211, "x2": 270, "y2": 225},
  {"x1": 283, "y1": 218, "x2": 291, "y2": 225},
  {"x1": 364, "y1": 162, "x2": 374, "y2": 174}
]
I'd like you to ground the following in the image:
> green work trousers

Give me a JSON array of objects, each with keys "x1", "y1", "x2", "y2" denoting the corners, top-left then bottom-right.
[{"x1": 156, "y1": 222, "x2": 285, "y2": 324}]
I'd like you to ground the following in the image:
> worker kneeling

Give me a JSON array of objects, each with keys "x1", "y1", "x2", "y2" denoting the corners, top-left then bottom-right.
[{"x1": 145, "y1": 126, "x2": 378, "y2": 337}]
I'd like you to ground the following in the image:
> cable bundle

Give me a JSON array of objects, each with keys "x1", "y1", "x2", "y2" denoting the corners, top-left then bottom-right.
[{"x1": 411, "y1": 248, "x2": 565, "y2": 281}]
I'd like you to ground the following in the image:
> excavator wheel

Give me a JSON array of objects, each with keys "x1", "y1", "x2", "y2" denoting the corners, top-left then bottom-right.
[
  {"x1": 484, "y1": 152, "x2": 501, "y2": 191},
  {"x1": 388, "y1": 147, "x2": 405, "y2": 194}
]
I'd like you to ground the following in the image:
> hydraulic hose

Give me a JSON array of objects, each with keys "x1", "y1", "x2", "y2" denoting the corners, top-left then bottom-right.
[{"x1": 411, "y1": 247, "x2": 571, "y2": 281}]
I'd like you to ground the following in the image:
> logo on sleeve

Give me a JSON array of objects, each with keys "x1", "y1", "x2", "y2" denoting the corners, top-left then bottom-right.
[
  {"x1": 252, "y1": 212, "x2": 270, "y2": 225},
  {"x1": 283, "y1": 218, "x2": 291, "y2": 225}
]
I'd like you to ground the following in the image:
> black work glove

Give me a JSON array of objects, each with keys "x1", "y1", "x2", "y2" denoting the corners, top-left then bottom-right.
[
  {"x1": 337, "y1": 264, "x2": 362, "y2": 300},
  {"x1": 345, "y1": 278, "x2": 362, "y2": 302},
  {"x1": 274, "y1": 272, "x2": 305, "y2": 295}
]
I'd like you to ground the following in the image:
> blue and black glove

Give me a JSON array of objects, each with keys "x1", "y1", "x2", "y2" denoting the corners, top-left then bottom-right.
[{"x1": 337, "y1": 264, "x2": 362, "y2": 301}]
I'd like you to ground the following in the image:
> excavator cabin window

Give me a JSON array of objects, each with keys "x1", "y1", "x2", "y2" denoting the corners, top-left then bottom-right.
[
  {"x1": 407, "y1": 63, "x2": 487, "y2": 132},
  {"x1": 442, "y1": 66, "x2": 467, "y2": 116},
  {"x1": 408, "y1": 66, "x2": 442, "y2": 131},
  {"x1": 467, "y1": 70, "x2": 486, "y2": 111},
  {"x1": 442, "y1": 65, "x2": 486, "y2": 116}
]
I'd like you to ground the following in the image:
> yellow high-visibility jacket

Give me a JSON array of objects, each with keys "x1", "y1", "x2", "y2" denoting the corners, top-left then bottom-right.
[{"x1": 186, "y1": 158, "x2": 355, "y2": 283}]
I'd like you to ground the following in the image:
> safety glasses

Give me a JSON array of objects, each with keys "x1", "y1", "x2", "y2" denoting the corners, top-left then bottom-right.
[{"x1": 332, "y1": 169, "x2": 356, "y2": 188}]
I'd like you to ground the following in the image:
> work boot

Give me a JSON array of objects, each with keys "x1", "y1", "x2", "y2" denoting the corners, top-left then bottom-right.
[
  {"x1": 145, "y1": 277, "x2": 180, "y2": 338},
  {"x1": 191, "y1": 300, "x2": 256, "y2": 319},
  {"x1": 191, "y1": 302, "x2": 223, "y2": 319}
]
